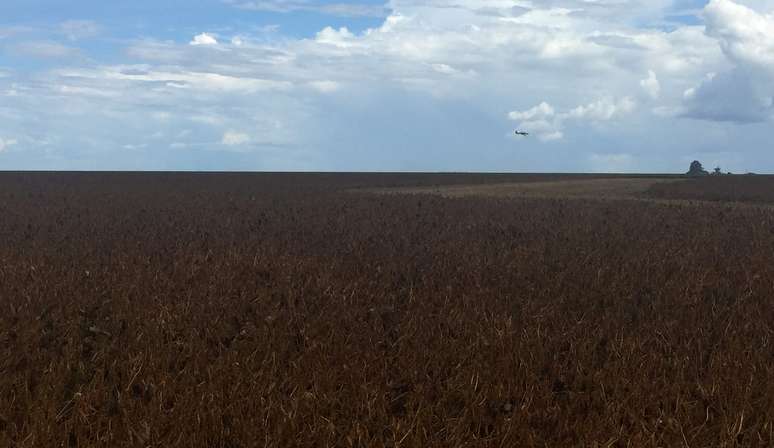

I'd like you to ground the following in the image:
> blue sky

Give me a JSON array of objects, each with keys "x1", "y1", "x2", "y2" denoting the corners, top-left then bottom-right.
[{"x1": 1, "y1": 0, "x2": 773, "y2": 172}]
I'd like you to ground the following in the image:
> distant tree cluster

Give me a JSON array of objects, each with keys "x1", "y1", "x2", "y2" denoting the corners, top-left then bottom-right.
[
  {"x1": 686, "y1": 161, "x2": 709, "y2": 176},
  {"x1": 687, "y1": 160, "x2": 733, "y2": 176}
]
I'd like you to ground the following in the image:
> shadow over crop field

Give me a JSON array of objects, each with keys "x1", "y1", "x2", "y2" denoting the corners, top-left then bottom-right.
[{"x1": 1, "y1": 172, "x2": 774, "y2": 447}]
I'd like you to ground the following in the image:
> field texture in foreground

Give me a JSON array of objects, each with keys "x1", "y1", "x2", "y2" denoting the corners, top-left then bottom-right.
[{"x1": 1, "y1": 173, "x2": 774, "y2": 447}]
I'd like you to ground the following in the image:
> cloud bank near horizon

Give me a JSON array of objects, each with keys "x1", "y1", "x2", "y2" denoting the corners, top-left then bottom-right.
[{"x1": 1, "y1": 0, "x2": 773, "y2": 172}]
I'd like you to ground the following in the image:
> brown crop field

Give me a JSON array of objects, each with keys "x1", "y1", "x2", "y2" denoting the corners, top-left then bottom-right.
[
  {"x1": 2, "y1": 172, "x2": 774, "y2": 447},
  {"x1": 373, "y1": 177, "x2": 684, "y2": 200}
]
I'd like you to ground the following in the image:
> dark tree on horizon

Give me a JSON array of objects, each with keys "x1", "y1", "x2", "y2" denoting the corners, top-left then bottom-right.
[{"x1": 687, "y1": 160, "x2": 709, "y2": 176}]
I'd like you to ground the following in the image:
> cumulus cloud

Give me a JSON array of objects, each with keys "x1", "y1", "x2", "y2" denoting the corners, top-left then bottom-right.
[
  {"x1": 190, "y1": 33, "x2": 219, "y2": 46},
  {"x1": 314, "y1": 26, "x2": 356, "y2": 47},
  {"x1": 568, "y1": 97, "x2": 637, "y2": 121},
  {"x1": 683, "y1": 70, "x2": 773, "y2": 122},
  {"x1": 682, "y1": 0, "x2": 774, "y2": 122},
  {"x1": 509, "y1": 102, "x2": 555, "y2": 122},
  {"x1": 704, "y1": 0, "x2": 774, "y2": 69},
  {"x1": 508, "y1": 103, "x2": 563, "y2": 141},
  {"x1": 509, "y1": 97, "x2": 636, "y2": 141}
]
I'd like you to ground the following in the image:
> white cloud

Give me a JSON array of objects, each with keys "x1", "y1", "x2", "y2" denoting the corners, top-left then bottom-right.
[
  {"x1": 77, "y1": 66, "x2": 293, "y2": 93},
  {"x1": 222, "y1": 131, "x2": 250, "y2": 146},
  {"x1": 509, "y1": 97, "x2": 636, "y2": 141},
  {"x1": 508, "y1": 102, "x2": 555, "y2": 122},
  {"x1": 568, "y1": 97, "x2": 637, "y2": 121},
  {"x1": 0, "y1": 137, "x2": 18, "y2": 152},
  {"x1": 431, "y1": 63, "x2": 456, "y2": 75},
  {"x1": 704, "y1": 0, "x2": 774, "y2": 69},
  {"x1": 315, "y1": 27, "x2": 356, "y2": 47},
  {"x1": 2, "y1": 0, "x2": 772, "y2": 170},
  {"x1": 640, "y1": 70, "x2": 661, "y2": 99},
  {"x1": 508, "y1": 102, "x2": 558, "y2": 141},
  {"x1": 307, "y1": 80, "x2": 340, "y2": 93},
  {"x1": 57, "y1": 84, "x2": 121, "y2": 98},
  {"x1": 190, "y1": 33, "x2": 219, "y2": 46},
  {"x1": 682, "y1": 0, "x2": 774, "y2": 122}
]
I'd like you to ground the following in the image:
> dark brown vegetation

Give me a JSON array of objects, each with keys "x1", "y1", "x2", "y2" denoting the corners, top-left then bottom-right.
[
  {"x1": 647, "y1": 174, "x2": 774, "y2": 204},
  {"x1": 1, "y1": 172, "x2": 774, "y2": 447},
  {"x1": 375, "y1": 178, "x2": 682, "y2": 200}
]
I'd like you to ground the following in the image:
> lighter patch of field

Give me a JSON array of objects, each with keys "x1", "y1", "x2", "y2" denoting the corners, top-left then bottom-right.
[{"x1": 374, "y1": 178, "x2": 683, "y2": 200}]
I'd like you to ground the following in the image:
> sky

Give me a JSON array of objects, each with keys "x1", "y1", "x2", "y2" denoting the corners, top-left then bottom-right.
[{"x1": 0, "y1": 0, "x2": 773, "y2": 172}]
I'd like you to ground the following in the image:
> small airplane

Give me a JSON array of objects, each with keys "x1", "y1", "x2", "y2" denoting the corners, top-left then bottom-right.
[{"x1": 514, "y1": 130, "x2": 529, "y2": 136}]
